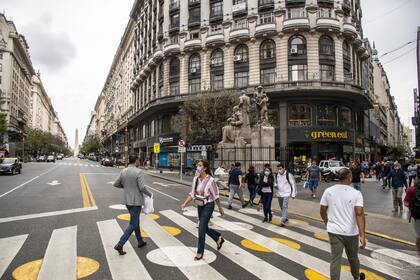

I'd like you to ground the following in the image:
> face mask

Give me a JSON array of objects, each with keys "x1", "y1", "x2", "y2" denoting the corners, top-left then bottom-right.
[
  {"x1": 196, "y1": 167, "x2": 204, "y2": 174},
  {"x1": 264, "y1": 170, "x2": 270, "y2": 176}
]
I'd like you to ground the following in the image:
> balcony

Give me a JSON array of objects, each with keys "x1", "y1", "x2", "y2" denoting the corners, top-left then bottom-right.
[
  {"x1": 317, "y1": 0, "x2": 334, "y2": 6},
  {"x1": 259, "y1": 0, "x2": 274, "y2": 12},
  {"x1": 315, "y1": 18, "x2": 340, "y2": 32},
  {"x1": 229, "y1": 28, "x2": 250, "y2": 42},
  {"x1": 232, "y1": 2, "x2": 248, "y2": 17},
  {"x1": 188, "y1": 19, "x2": 201, "y2": 29},
  {"x1": 169, "y1": 25, "x2": 180, "y2": 34},
  {"x1": 169, "y1": 1, "x2": 180, "y2": 13},
  {"x1": 353, "y1": 34, "x2": 363, "y2": 47},
  {"x1": 343, "y1": 22, "x2": 357, "y2": 38},
  {"x1": 285, "y1": 0, "x2": 306, "y2": 6},
  {"x1": 184, "y1": 38, "x2": 202, "y2": 51},
  {"x1": 205, "y1": 32, "x2": 225, "y2": 47},
  {"x1": 342, "y1": 0, "x2": 351, "y2": 12},
  {"x1": 163, "y1": 43, "x2": 180, "y2": 56},
  {"x1": 189, "y1": 0, "x2": 200, "y2": 7},
  {"x1": 282, "y1": 18, "x2": 310, "y2": 32},
  {"x1": 152, "y1": 50, "x2": 164, "y2": 63},
  {"x1": 255, "y1": 23, "x2": 276, "y2": 37}
]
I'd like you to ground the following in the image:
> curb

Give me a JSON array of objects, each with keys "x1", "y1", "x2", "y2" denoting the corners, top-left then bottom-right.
[{"x1": 146, "y1": 172, "x2": 416, "y2": 247}]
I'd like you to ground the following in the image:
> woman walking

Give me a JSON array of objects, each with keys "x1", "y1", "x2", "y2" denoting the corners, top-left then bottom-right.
[
  {"x1": 244, "y1": 166, "x2": 258, "y2": 206},
  {"x1": 181, "y1": 160, "x2": 225, "y2": 260},
  {"x1": 258, "y1": 164, "x2": 275, "y2": 222}
]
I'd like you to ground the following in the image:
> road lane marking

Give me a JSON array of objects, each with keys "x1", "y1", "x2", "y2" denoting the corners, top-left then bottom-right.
[
  {"x1": 37, "y1": 226, "x2": 77, "y2": 280},
  {"x1": 79, "y1": 174, "x2": 90, "y2": 207},
  {"x1": 0, "y1": 235, "x2": 28, "y2": 278},
  {"x1": 142, "y1": 214, "x2": 226, "y2": 280},
  {"x1": 224, "y1": 208, "x2": 407, "y2": 279},
  {"x1": 145, "y1": 184, "x2": 180, "y2": 201},
  {"x1": 0, "y1": 206, "x2": 97, "y2": 224},
  {"x1": 161, "y1": 210, "x2": 297, "y2": 279},
  {"x1": 0, "y1": 166, "x2": 57, "y2": 198},
  {"x1": 97, "y1": 219, "x2": 152, "y2": 280},
  {"x1": 82, "y1": 174, "x2": 97, "y2": 207}
]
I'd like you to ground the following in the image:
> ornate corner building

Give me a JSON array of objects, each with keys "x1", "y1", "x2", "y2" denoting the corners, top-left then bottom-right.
[{"x1": 98, "y1": 0, "x2": 407, "y2": 166}]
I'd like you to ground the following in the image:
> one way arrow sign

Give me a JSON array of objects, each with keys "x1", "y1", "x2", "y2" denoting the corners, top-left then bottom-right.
[{"x1": 47, "y1": 180, "x2": 61, "y2": 186}]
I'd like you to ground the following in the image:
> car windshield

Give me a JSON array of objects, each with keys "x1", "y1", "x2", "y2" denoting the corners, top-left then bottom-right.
[
  {"x1": 329, "y1": 161, "x2": 344, "y2": 167},
  {"x1": 1, "y1": 159, "x2": 15, "y2": 164}
]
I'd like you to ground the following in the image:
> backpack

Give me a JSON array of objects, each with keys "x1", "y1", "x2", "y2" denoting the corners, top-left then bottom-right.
[{"x1": 410, "y1": 188, "x2": 420, "y2": 220}]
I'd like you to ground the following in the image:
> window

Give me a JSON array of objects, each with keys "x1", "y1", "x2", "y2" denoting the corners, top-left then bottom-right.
[
  {"x1": 288, "y1": 8, "x2": 306, "y2": 19},
  {"x1": 210, "y1": 24, "x2": 223, "y2": 34},
  {"x1": 319, "y1": 36, "x2": 334, "y2": 56},
  {"x1": 261, "y1": 68, "x2": 276, "y2": 84},
  {"x1": 318, "y1": 7, "x2": 332, "y2": 18},
  {"x1": 341, "y1": 107, "x2": 353, "y2": 128},
  {"x1": 210, "y1": 1, "x2": 223, "y2": 17},
  {"x1": 169, "y1": 58, "x2": 180, "y2": 77},
  {"x1": 170, "y1": 14, "x2": 180, "y2": 29},
  {"x1": 235, "y1": 72, "x2": 249, "y2": 88},
  {"x1": 259, "y1": 12, "x2": 274, "y2": 24},
  {"x1": 289, "y1": 35, "x2": 306, "y2": 55},
  {"x1": 190, "y1": 32, "x2": 199, "y2": 39},
  {"x1": 189, "y1": 6, "x2": 200, "y2": 24},
  {"x1": 211, "y1": 73, "x2": 224, "y2": 90},
  {"x1": 288, "y1": 65, "x2": 307, "y2": 81},
  {"x1": 233, "y1": 18, "x2": 248, "y2": 30},
  {"x1": 320, "y1": 65, "x2": 335, "y2": 81},
  {"x1": 189, "y1": 54, "x2": 201, "y2": 73},
  {"x1": 0, "y1": 63, "x2": 2, "y2": 72},
  {"x1": 189, "y1": 78, "x2": 201, "y2": 93},
  {"x1": 260, "y1": 40, "x2": 275, "y2": 60},
  {"x1": 170, "y1": 35, "x2": 179, "y2": 44},
  {"x1": 211, "y1": 49, "x2": 223, "y2": 67},
  {"x1": 170, "y1": 81, "x2": 180, "y2": 95},
  {"x1": 234, "y1": 44, "x2": 249, "y2": 62},
  {"x1": 234, "y1": 0, "x2": 247, "y2": 4},
  {"x1": 343, "y1": 41, "x2": 352, "y2": 81},
  {"x1": 288, "y1": 104, "x2": 311, "y2": 127},
  {"x1": 317, "y1": 105, "x2": 337, "y2": 126}
]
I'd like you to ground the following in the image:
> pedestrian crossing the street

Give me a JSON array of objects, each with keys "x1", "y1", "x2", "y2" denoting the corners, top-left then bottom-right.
[{"x1": 1, "y1": 207, "x2": 419, "y2": 280}]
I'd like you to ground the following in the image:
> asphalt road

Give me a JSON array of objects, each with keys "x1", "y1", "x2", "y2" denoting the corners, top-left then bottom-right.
[{"x1": 0, "y1": 158, "x2": 419, "y2": 280}]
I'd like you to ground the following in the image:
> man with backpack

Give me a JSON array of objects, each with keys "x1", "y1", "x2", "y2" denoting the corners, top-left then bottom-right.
[
  {"x1": 275, "y1": 163, "x2": 297, "y2": 227},
  {"x1": 404, "y1": 179, "x2": 420, "y2": 255}
]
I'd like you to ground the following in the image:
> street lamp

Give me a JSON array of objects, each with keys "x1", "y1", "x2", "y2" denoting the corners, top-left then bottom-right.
[{"x1": 124, "y1": 126, "x2": 128, "y2": 167}]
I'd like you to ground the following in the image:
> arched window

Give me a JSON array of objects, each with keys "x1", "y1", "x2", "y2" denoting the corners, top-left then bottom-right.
[
  {"x1": 234, "y1": 44, "x2": 249, "y2": 88},
  {"x1": 169, "y1": 58, "x2": 180, "y2": 95},
  {"x1": 288, "y1": 34, "x2": 307, "y2": 81},
  {"x1": 319, "y1": 35, "x2": 335, "y2": 81},
  {"x1": 340, "y1": 106, "x2": 353, "y2": 128},
  {"x1": 260, "y1": 40, "x2": 275, "y2": 60},
  {"x1": 343, "y1": 40, "x2": 352, "y2": 81},
  {"x1": 210, "y1": 49, "x2": 224, "y2": 90},
  {"x1": 189, "y1": 54, "x2": 201, "y2": 93}
]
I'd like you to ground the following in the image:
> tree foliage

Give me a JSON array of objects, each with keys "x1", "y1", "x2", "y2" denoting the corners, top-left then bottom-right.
[
  {"x1": 0, "y1": 113, "x2": 7, "y2": 133},
  {"x1": 81, "y1": 136, "x2": 103, "y2": 155},
  {"x1": 172, "y1": 91, "x2": 239, "y2": 144},
  {"x1": 387, "y1": 145, "x2": 408, "y2": 159},
  {"x1": 24, "y1": 129, "x2": 70, "y2": 157}
]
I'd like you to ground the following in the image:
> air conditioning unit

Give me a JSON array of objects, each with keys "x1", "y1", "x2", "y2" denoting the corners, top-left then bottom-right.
[
  {"x1": 290, "y1": 46, "x2": 298, "y2": 55},
  {"x1": 233, "y1": 55, "x2": 242, "y2": 62},
  {"x1": 191, "y1": 67, "x2": 197, "y2": 73}
]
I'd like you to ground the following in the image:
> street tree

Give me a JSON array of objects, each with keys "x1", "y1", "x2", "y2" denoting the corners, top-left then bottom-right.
[{"x1": 81, "y1": 136, "x2": 104, "y2": 155}]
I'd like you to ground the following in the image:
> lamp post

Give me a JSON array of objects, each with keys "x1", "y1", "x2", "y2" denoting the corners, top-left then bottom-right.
[{"x1": 124, "y1": 126, "x2": 128, "y2": 167}]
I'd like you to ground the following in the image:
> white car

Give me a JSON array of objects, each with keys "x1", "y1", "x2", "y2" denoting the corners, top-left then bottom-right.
[
  {"x1": 319, "y1": 160, "x2": 347, "y2": 174},
  {"x1": 47, "y1": 155, "x2": 56, "y2": 163}
]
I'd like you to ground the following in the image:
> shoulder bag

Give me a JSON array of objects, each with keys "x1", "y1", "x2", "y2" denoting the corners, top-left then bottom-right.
[{"x1": 193, "y1": 176, "x2": 210, "y2": 207}]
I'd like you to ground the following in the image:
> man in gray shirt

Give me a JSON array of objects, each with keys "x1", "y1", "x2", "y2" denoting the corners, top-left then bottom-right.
[{"x1": 113, "y1": 154, "x2": 152, "y2": 255}]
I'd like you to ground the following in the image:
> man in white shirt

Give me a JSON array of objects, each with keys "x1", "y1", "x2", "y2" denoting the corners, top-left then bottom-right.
[
  {"x1": 320, "y1": 168, "x2": 366, "y2": 280},
  {"x1": 275, "y1": 163, "x2": 297, "y2": 226}
]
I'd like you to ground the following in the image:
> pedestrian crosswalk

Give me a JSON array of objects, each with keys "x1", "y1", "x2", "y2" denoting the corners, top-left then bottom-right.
[
  {"x1": 32, "y1": 162, "x2": 108, "y2": 168},
  {"x1": 1, "y1": 207, "x2": 419, "y2": 280}
]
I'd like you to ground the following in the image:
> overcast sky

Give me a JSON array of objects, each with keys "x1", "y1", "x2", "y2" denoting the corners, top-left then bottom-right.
[{"x1": 1, "y1": 0, "x2": 419, "y2": 148}]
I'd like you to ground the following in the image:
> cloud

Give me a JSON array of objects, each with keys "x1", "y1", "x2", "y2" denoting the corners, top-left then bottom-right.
[{"x1": 22, "y1": 14, "x2": 76, "y2": 72}]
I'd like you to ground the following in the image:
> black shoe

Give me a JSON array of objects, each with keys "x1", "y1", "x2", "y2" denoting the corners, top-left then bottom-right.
[
  {"x1": 242, "y1": 204, "x2": 247, "y2": 208},
  {"x1": 217, "y1": 237, "x2": 225, "y2": 251},
  {"x1": 262, "y1": 218, "x2": 268, "y2": 223},
  {"x1": 228, "y1": 205, "x2": 232, "y2": 210},
  {"x1": 268, "y1": 216, "x2": 272, "y2": 222},
  {"x1": 114, "y1": 244, "x2": 126, "y2": 255},
  {"x1": 359, "y1": 272, "x2": 366, "y2": 280},
  {"x1": 138, "y1": 241, "x2": 147, "y2": 248},
  {"x1": 285, "y1": 218, "x2": 289, "y2": 222},
  {"x1": 194, "y1": 253, "x2": 204, "y2": 261}
]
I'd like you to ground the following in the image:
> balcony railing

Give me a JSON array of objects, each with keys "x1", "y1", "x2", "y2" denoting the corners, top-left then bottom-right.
[
  {"x1": 232, "y1": 20, "x2": 248, "y2": 30},
  {"x1": 189, "y1": 0, "x2": 200, "y2": 6}
]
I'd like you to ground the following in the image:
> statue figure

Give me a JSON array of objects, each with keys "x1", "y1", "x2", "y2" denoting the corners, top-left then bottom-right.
[
  {"x1": 238, "y1": 90, "x2": 251, "y2": 128},
  {"x1": 221, "y1": 106, "x2": 243, "y2": 143},
  {"x1": 255, "y1": 86, "x2": 269, "y2": 125}
]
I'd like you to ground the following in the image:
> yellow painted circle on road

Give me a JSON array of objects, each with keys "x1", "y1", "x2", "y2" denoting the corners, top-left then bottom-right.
[
  {"x1": 314, "y1": 232, "x2": 329, "y2": 241},
  {"x1": 270, "y1": 219, "x2": 284, "y2": 226},
  {"x1": 132, "y1": 226, "x2": 181, "y2": 238},
  {"x1": 270, "y1": 237, "x2": 301, "y2": 250},
  {"x1": 289, "y1": 219, "x2": 310, "y2": 225},
  {"x1": 12, "y1": 257, "x2": 99, "y2": 280},
  {"x1": 132, "y1": 229, "x2": 149, "y2": 238},
  {"x1": 241, "y1": 239, "x2": 272, "y2": 252},
  {"x1": 342, "y1": 265, "x2": 385, "y2": 280},
  {"x1": 117, "y1": 213, "x2": 160, "y2": 221},
  {"x1": 304, "y1": 269, "x2": 329, "y2": 280}
]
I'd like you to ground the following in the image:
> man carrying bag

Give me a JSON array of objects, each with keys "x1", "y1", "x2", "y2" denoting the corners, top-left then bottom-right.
[{"x1": 113, "y1": 154, "x2": 152, "y2": 255}]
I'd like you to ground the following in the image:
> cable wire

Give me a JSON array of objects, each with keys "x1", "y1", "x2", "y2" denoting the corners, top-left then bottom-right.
[
  {"x1": 382, "y1": 46, "x2": 416, "y2": 65},
  {"x1": 379, "y1": 39, "x2": 416, "y2": 58}
]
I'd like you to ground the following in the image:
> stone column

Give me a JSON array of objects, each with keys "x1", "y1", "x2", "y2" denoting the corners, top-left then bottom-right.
[
  {"x1": 307, "y1": 32, "x2": 320, "y2": 80},
  {"x1": 334, "y1": 35, "x2": 344, "y2": 82}
]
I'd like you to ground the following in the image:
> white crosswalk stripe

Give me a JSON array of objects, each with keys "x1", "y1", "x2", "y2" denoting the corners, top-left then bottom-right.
[
  {"x1": 38, "y1": 226, "x2": 77, "y2": 280},
  {"x1": 97, "y1": 219, "x2": 152, "y2": 280},
  {"x1": 0, "y1": 235, "x2": 28, "y2": 278}
]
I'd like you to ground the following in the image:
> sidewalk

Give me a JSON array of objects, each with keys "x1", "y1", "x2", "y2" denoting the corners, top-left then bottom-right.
[{"x1": 144, "y1": 169, "x2": 416, "y2": 247}]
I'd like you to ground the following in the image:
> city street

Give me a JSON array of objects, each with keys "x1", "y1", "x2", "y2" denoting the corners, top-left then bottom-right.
[{"x1": 0, "y1": 158, "x2": 419, "y2": 279}]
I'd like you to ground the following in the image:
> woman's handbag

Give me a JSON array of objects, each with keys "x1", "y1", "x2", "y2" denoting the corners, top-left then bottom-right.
[
  {"x1": 303, "y1": 181, "x2": 309, "y2": 189},
  {"x1": 193, "y1": 177, "x2": 210, "y2": 207}
]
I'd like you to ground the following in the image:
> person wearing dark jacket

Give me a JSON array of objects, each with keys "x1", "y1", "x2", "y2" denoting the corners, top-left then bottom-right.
[
  {"x1": 382, "y1": 163, "x2": 391, "y2": 189},
  {"x1": 388, "y1": 162, "x2": 408, "y2": 213},
  {"x1": 258, "y1": 164, "x2": 275, "y2": 222},
  {"x1": 244, "y1": 166, "x2": 258, "y2": 206}
]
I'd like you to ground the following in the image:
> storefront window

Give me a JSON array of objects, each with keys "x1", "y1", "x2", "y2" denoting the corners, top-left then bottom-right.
[
  {"x1": 317, "y1": 104, "x2": 337, "y2": 126},
  {"x1": 340, "y1": 107, "x2": 352, "y2": 128},
  {"x1": 288, "y1": 104, "x2": 311, "y2": 127}
]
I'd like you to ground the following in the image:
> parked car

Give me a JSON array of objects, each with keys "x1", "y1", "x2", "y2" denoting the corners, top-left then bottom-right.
[
  {"x1": 47, "y1": 155, "x2": 56, "y2": 162},
  {"x1": 116, "y1": 158, "x2": 126, "y2": 166},
  {"x1": 56, "y1": 154, "x2": 63, "y2": 160},
  {"x1": 0, "y1": 158, "x2": 22, "y2": 175},
  {"x1": 78, "y1": 154, "x2": 85, "y2": 159},
  {"x1": 319, "y1": 160, "x2": 348, "y2": 181},
  {"x1": 101, "y1": 157, "x2": 114, "y2": 167}
]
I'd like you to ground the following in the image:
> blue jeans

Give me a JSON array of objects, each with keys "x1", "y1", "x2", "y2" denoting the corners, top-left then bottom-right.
[
  {"x1": 248, "y1": 185, "x2": 256, "y2": 203},
  {"x1": 261, "y1": 192, "x2": 273, "y2": 220},
  {"x1": 352, "y1": 182, "x2": 361, "y2": 191},
  {"x1": 119, "y1": 205, "x2": 143, "y2": 246},
  {"x1": 278, "y1": 196, "x2": 289, "y2": 222},
  {"x1": 197, "y1": 202, "x2": 221, "y2": 253}
]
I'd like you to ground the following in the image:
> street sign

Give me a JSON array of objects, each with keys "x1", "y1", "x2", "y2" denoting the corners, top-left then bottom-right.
[
  {"x1": 154, "y1": 143, "x2": 160, "y2": 154},
  {"x1": 178, "y1": 147, "x2": 186, "y2": 153},
  {"x1": 178, "y1": 139, "x2": 186, "y2": 147}
]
